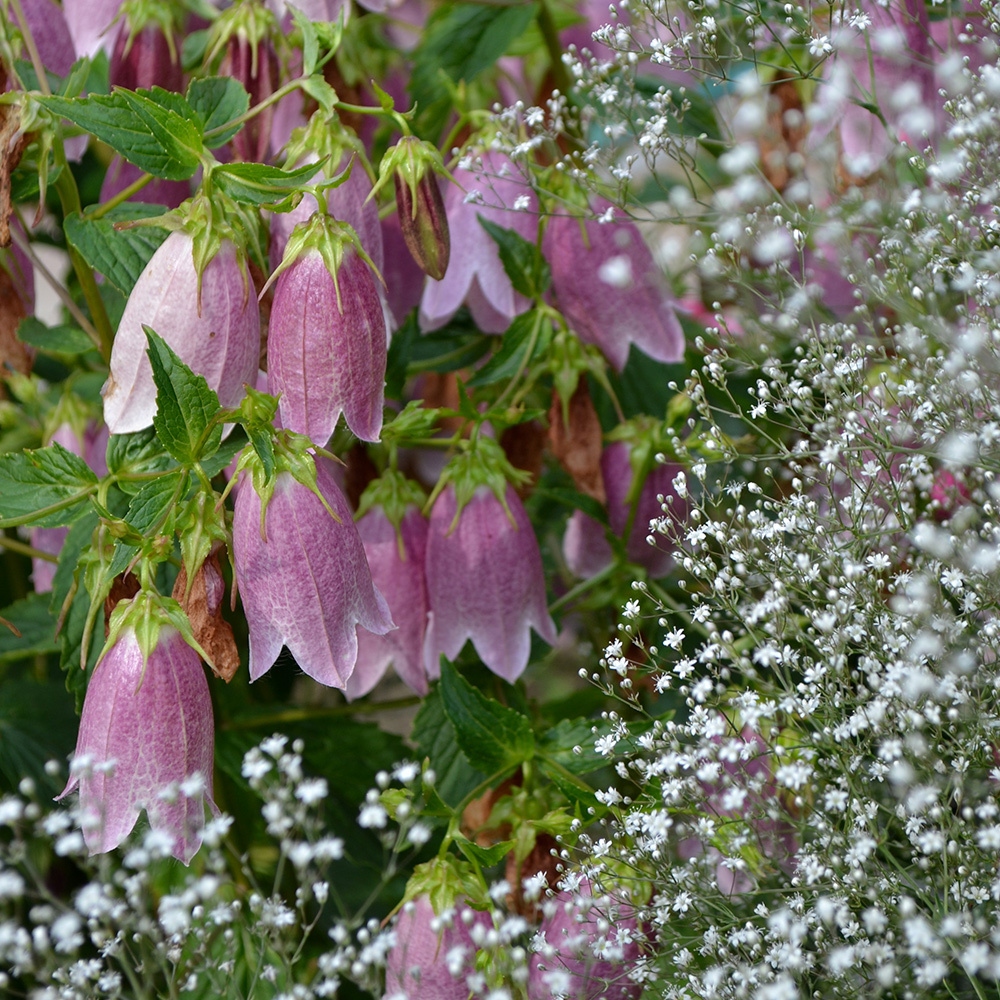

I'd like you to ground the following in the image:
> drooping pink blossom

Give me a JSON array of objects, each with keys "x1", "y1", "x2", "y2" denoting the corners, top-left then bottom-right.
[
  {"x1": 419, "y1": 157, "x2": 535, "y2": 334},
  {"x1": 103, "y1": 232, "x2": 260, "y2": 434},
  {"x1": 424, "y1": 483, "x2": 556, "y2": 683},
  {"x1": 384, "y1": 895, "x2": 492, "y2": 1000},
  {"x1": 544, "y1": 208, "x2": 684, "y2": 371},
  {"x1": 59, "y1": 622, "x2": 215, "y2": 864},
  {"x1": 346, "y1": 504, "x2": 429, "y2": 699},
  {"x1": 564, "y1": 443, "x2": 685, "y2": 579},
  {"x1": 267, "y1": 243, "x2": 386, "y2": 444},
  {"x1": 232, "y1": 457, "x2": 394, "y2": 689},
  {"x1": 530, "y1": 879, "x2": 642, "y2": 1000}
]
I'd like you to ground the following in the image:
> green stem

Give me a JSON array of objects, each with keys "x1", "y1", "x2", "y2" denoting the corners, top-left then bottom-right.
[
  {"x1": 493, "y1": 309, "x2": 544, "y2": 410},
  {"x1": 204, "y1": 77, "x2": 307, "y2": 140},
  {"x1": 9, "y1": 0, "x2": 51, "y2": 96},
  {"x1": 536, "y1": 0, "x2": 573, "y2": 99},
  {"x1": 0, "y1": 532, "x2": 57, "y2": 561},
  {"x1": 548, "y1": 561, "x2": 617, "y2": 614},
  {"x1": 88, "y1": 172, "x2": 154, "y2": 220},
  {"x1": 0, "y1": 487, "x2": 98, "y2": 529}
]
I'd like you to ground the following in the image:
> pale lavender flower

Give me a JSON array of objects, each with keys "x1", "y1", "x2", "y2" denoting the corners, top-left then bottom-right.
[
  {"x1": 419, "y1": 156, "x2": 535, "y2": 333},
  {"x1": 58, "y1": 623, "x2": 214, "y2": 864},
  {"x1": 232, "y1": 457, "x2": 394, "y2": 689},
  {"x1": 346, "y1": 504, "x2": 429, "y2": 699},
  {"x1": 103, "y1": 232, "x2": 260, "y2": 434},
  {"x1": 424, "y1": 483, "x2": 556, "y2": 683},
  {"x1": 384, "y1": 896, "x2": 492, "y2": 1000},
  {"x1": 544, "y1": 208, "x2": 684, "y2": 371}
]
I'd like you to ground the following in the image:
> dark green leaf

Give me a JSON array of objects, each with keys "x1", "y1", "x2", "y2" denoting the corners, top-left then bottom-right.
[
  {"x1": 454, "y1": 834, "x2": 513, "y2": 868},
  {"x1": 109, "y1": 470, "x2": 185, "y2": 577},
  {"x1": 538, "y1": 717, "x2": 613, "y2": 775},
  {"x1": 538, "y1": 761, "x2": 605, "y2": 814},
  {"x1": 0, "y1": 444, "x2": 98, "y2": 528},
  {"x1": 530, "y1": 484, "x2": 608, "y2": 524},
  {"x1": 64, "y1": 204, "x2": 169, "y2": 296},
  {"x1": 411, "y1": 3, "x2": 538, "y2": 137},
  {"x1": 439, "y1": 659, "x2": 534, "y2": 775},
  {"x1": 406, "y1": 315, "x2": 491, "y2": 376},
  {"x1": 181, "y1": 29, "x2": 211, "y2": 72},
  {"x1": 49, "y1": 509, "x2": 100, "y2": 618},
  {"x1": 0, "y1": 680, "x2": 79, "y2": 795},
  {"x1": 145, "y1": 327, "x2": 223, "y2": 465},
  {"x1": 17, "y1": 317, "x2": 96, "y2": 355},
  {"x1": 41, "y1": 90, "x2": 202, "y2": 180},
  {"x1": 59, "y1": 581, "x2": 103, "y2": 710},
  {"x1": 187, "y1": 77, "x2": 249, "y2": 148},
  {"x1": 466, "y1": 310, "x2": 551, "y2": 388},
  {"x1": 105, "y1": 427, "x2": 174, "y2": 493},
  {"x1": 202, "y1": 426, "x2": 248, "y2": 480},
  {"x1": 413, "y1": 688, "x2": 486, "y2": 809},
  {"x1": 213, "y1": 161, "x2": 323, "y2": 206},
  {"x1": 0, "y1": 593, "x2": 60, "y2": 662},
  {"x1": 477, "y1": 216, "x2": 549, "y2": 298}
]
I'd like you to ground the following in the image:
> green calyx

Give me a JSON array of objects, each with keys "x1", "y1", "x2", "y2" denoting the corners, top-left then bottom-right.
[
  {"x1": 606, "y1": 416, "x2": 676, "y2": 509},
  {"x1": 203, "y1": 0, "x2": 278, "y2": 75},
  {"x1": 429, "y1": 435, "x2": 529, "y2": 531},
  {"x1": 370, "y1": 135, "x2": 452, "y2": 206},
  {"x1": 115, "y1": 0, "x2": 184, "y2": 60},
  {"x1": 355, "y1": 468, "x2": 427, "y2": 531},
  {"x1": 102, "y1": 589, "x2": 214, "y2": 678},
  {"x1": 282, "y1": 110, "x2": 368, "y2": 181},
  {"x1": 263, "y1": 210, "x2": 381, "y2": 311},
  {"x1": 400, "y1": 857, "x2": 487, "y2": 915}
]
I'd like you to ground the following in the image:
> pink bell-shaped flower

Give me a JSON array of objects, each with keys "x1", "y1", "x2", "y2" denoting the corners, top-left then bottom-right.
[
  {"x1": 419, "y1": 154, "x2": 535, "y2": 334},
  {"x1": 529, "y1": 878, "x2": 642, "y2": 1000},
  {"x1": 103, "y1": 231, "x2": 260, "y2": 434},
  {"x1": 346, "y1": 476, "x2": 430, "y2": 699},
  {"x1": 58, "y1": 596, "x2": 215, "y2": 864},
  {"x1": 233, "y1": 452, "x2": 394, "y2": 689},
  {"x1": 267, "y1": 214, "x2": 387, "y2": 444},
  {"x1": 424, "y1": 441, "x2": 556, "y2": 682},
  {"x1": 545, "y1": 208, "x2": 684, "y2": 372},
  {"x1": 385, "y1": 895, "x2": 492, "y2": 1000},
  {"x1": 564, "y1": 440, "x2": 685, "y2": 579}
]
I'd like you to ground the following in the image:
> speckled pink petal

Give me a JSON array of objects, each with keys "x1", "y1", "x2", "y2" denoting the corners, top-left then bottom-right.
[
  {"x1": 233, "y1": 460, "x2": 394, "y2": 689},
  {"x1": 424, "y1": 484, "x2": 556, "y2": 683}
]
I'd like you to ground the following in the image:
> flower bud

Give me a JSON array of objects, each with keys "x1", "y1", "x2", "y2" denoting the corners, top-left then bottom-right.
[
  {"x1": 381, "y1": 137, "x2": 451, "y2": 281},
  {"x1": 103, "y1": 231, "x2": 260, "y2": 435},
  {"x1": 58, "y1": 600, "x2": 215, "y2": 864},
  {"x1": 109, "y1": 20, "x2": 182, "y2": 93},
  {"x1": 232, "y1": 455, "x2": 394, "y2": 689},
  {"x1": 267, "y1": 215, "x2": 386, "y2": 444}
]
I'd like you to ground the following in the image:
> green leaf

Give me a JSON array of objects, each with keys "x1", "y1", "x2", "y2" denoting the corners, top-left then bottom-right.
[
  {"x1": 413, "y1": 688, "x2": 487, "y2": 809},
  {"x1": 538, "y1": 717, "x2": 614, "y2": 775},
  {"x1": 439, "y1": 659, "x2": 534, "y2": 776},
  {"x1": 405, "y1": 314, "x2": 492, "y2": 375},
  {"x1": 64, "y1": 204, "x2": 170, "y2": 296},
  {"x1": 49, "y1": 510, "x2": 98, "y2": 617},
  {"x1": 42, "y1": 90, "x2": 203, "y2": 180},
  {"x1": 17, "y1": 317, "x2": 96, "y2": 355},
  {"x1": 0, "y1": 593, "x2": 61, "y2": 662},
  {"x1": 466, "y1": 309, "x2": 551, "y2": 388},
  {"x1": 0, "y1": 444, "x2": 98, "y2": 528},
  {"x1": 411, "y1": 3, "x2": 538, "y2": 137},
  {"x1": 109, "y1": 470, "x2": 186, "y2": 577},
  {"x1": 187, "y1": 77, "x2": 249, "y2": 148},
  {"x1": 145, "y1": 327, "x2": 223, "y2": 465},
  {"x1": 477, "y1": 216, "x2": 549, "y2": 299},
  {"x1": 105, "y1": 427, "x2": 174, "y2": 493},
  {"x1": 454, "y1": 834, "x2": 514, "y2": 868},
  {"x1": 213, "y1": 160, "x2": 323, "y2": 206},
  {"x1": 288, "y1": 5, "x2": 320, "y2": 76},
  {"x1": 538, "y1": 760, "x2": 604, "y2": 814},
  {"x1": 0, "y1": 679, "x2": 79, "y2": 795}
]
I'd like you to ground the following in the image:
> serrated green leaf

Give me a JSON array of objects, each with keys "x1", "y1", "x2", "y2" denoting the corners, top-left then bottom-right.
[
  {"x1": 145, "y1": 327, "x2": 223, "y2": 465},
  {"x1": 411, "y1": 3, "x2": 538, "y2": 137},
  {"x1": 42, "y1": 90, "x2": 202, "y2": 180},
  {"x1": 300, "y1": 74, "x2": 338, "y2": 117},
  {"x1": 413, "y1": 688, "x2": 486, "y2": 809},
  {"x1": 64, "y1": 204, "x2": 169, "y2": 296},
  {"x1": 0, "y1": 593, "x2": 60, "y2": 662},
  {"x1": 466, "y1": 310, "x2": 551, "y2": 388},
  {"x1": 105, "y1": 427, "x2": 174, "y2": 492},
  {"x1": 213, "y1": 160, "x2": 324, "y2": 206},
  {"x1": 108, "y1": 469, "x2": 186, "y2": 577},
  {"x1": 17, "y1": 317, "x2": 96, "y2": 355},
  {"x1": 439, "y1": 659, "x2": 534, "y2": 776},
  {"x1": 539, "y1": 761, "x2": 605, "y2": 814},
  {"x1": 187, "y1": 77, "x2": 249, "y2": 148},
  {"x1": 454, "y1": 834, "x2": 514, "y2": 868},
  {"x1": 538, "y1": 717, "x2": 614, "y2": 775},
  {"x1": 0, "y1": 444, "x2": 98, "y2": 528},
  {"x1": 477, "y1": 216, "x2": 549, "y2": 299}
]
